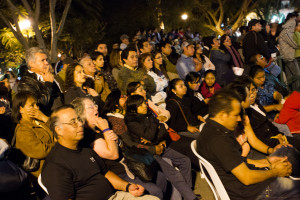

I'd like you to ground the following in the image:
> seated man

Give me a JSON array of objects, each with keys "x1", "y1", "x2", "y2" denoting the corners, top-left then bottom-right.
[
  {"x1": 196, "y1": 89, "x2": 300, "y2": 200},
  {"x1": 41, "y1": 105, "x2": 158, "y2": 200}
]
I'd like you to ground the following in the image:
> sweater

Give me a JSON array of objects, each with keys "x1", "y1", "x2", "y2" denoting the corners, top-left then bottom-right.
[{"x1": 275, "y1": 91, "x2": 300, "y2": 134}]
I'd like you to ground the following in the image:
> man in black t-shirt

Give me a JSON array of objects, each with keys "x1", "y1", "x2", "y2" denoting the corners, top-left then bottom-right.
[
  {"x1": 196, "y1": 89, "x2": 300, "y2": 200},
  {"x1": 41, "y1": 105, "x2": 158, "y2": 200}
]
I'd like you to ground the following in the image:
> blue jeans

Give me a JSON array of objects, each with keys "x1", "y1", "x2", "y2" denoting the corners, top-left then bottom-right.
[{"x1": 255, "y1": 177, "x2": 300, "y2": 199}]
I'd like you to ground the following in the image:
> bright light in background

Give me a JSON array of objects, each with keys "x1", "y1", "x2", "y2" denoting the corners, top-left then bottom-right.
[
  {"x1": 271, "y1": 15, "x2": 278, "y2": 23},
  {"x1": 58, "y1": 53, "x2": 62, "y2": 58},
  {"x1": 19, "y1": 19, "x2": 31, "y2": 31},
  {"x1": 160, "y1": 22, "x2": 165, "y2": 30},
  {"x1": 221, "y1": 23, "x2": 224, "y2": 27},
  {"x1": 181, "y1": 14, "x2": 188, "y2": 20}
]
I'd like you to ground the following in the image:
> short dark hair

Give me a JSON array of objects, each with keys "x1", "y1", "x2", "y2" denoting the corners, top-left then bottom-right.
[
  {"x1": 137, "y1": 39, "x2": 148, "y2": 51},
  {"x1": 249, "y1": 65, "x2": 264, "y2": 79},
  {"x1": 208, "y1": 89, "x2": 240, "y2": 118},
  {"x1": 159, "y1": 40, "x2": 171, "y2": 50},
  {"x1": 225, "y1": 82, "x2": 247, "y2": 102},
  {"x1": 90, "y1": 51, "x2": 104, "y2": 61},
  {"x1": 126, "y1": 95, "x2": 145, "y2": 114},
  {"x1": 234, "y1": 76, "x2": 256, "y2": 90},
  {"x1": 202, "y1": 36, "x2": 216, "y2": 49},
  {"x1": 50, "y1": 105, "x2": 75, "y2": 139},
  {"x1": 204, "y1": 69, "x2": 216, "y2": 78},
  {"x1": 185, "y1": 72, "x2": 201, "y2": 84},
  {"x1": 127, "y1": 81, "x2": 142, "y2": 96},
  {"x1": 12, "y1": 92, "x2": 37, "y2": 123},
  {"x1": 121, "y1": 47, "x2": 137, "y2": 64}
]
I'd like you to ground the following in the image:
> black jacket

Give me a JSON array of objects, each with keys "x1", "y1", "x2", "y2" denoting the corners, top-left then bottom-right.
[
  {"x1": 125, "y1": 112, "x2": 168, "y2": 145},
  {"x1": 243, "y1": 31, "x2": 270, "y2": 64}
]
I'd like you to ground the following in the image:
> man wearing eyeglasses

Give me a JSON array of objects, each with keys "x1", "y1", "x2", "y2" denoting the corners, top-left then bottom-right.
[{"x1": 41, "y1": 105, "x2": 158, "y2": 200}]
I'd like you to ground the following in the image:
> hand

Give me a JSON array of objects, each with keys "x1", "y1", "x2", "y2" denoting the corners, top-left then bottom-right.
[
  {"x1": 140, "y1": 137, "x2": 151, "y2": 144},
  {"x1": 271, "y1": 157, "x2": 292, "y2": 177},
  {"x1": 197, "y1": 115, "x2": 206, "y2": 123},
  {"x1": 243, "y1": 115, "x2": 250, "y2": 127},
  {"x1": 104, "y1": 130, "x2": 118, "y2": 141},
  {"x1": 204, "y1": 98, "x2": 210, "y2": 104},
  {"x1": 275, "y1": 104, "x2": 283, "y2": 111},
  {"x1": 86, "y1": 88, "x2": 99, "y2": 97},
  {"x1": 42, "y1": 71, "x2": 54, "y2": 83},
  {"x1": 128, "y1": 184, "x2": 144, "y2": 197},
  {"x1": 0, "y1": 107, "x2": 5, "y2": 114},
  {"x1": 94, "y1": 117, "x2": 109, "y2": 131},
  {"x1": 27, "y1": 107, "x2": 48, "y2": 122},
  {"x1": 271, "y1": 134, "x2": 288, "y2": 144},
  {"x1": 187, "y1": 125, "x2": 199, "y2": 133},
  {"x1": 157, "y1": 115, "x2": 167, "y2": 122},
  {"x1": 155, "y1": 144, "x2": 164, "y2": 155},
  {"x1": 241, "y1": 142, "x2": 250, "y2": 157}
]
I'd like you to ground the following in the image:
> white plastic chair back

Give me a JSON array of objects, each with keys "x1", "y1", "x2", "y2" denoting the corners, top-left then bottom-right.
[
  {"x1": 191, "y1": 140, "x2": 230, "y2": 200},
  {"x1": 38, "y1": 174, "x2": 49, "y2": 194}
]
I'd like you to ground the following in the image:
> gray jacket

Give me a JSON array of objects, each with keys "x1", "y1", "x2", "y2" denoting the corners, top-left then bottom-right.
[{"x1": 279, "y1": 19, "x2": 298, "y2": 61}]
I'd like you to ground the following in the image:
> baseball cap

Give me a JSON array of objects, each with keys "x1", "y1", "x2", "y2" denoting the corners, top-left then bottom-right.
[
  {"x1": 181, "y1": 40, "x2": 194, "y2": 50},
  {"x1": 120, "y1": 34, "x2": 129, "y2": 41}
]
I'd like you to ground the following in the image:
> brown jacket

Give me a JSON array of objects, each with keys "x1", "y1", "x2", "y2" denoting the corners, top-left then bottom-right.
[{"x1": 15, "y1": 119, "x2": 55, "y2": 177}]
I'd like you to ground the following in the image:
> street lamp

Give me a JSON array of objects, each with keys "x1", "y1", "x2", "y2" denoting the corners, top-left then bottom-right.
[
  {"x1": 19, "y1": 19, "x2": 31, "y2": 31},
  {"x1": 181, "y1": 14, "x2": 188, "y2": 20}
]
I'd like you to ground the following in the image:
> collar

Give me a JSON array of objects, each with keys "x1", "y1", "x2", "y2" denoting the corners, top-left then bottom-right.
[
  {"x1": 86, "y1": 74, "x2": 95, "y2": 80},
  {"x1": 107, "y1": 112, "x2": 125, "y2": 119},
  {"x1": 124, "y1": 64, "x2": 137, "y2": 71},
  {"x1": 181, "y1": 54, "x2": 190, "y2": 59},
  {"x1": 206, "y1": 118, "x2": 233, "y2": 135},
  {"x1": 28, "y1": 70, "x2": 44, "y2": 82}
]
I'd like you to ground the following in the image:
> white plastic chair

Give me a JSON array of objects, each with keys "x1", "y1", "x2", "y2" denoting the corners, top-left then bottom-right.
[
  {"x1": 191, "y1": 140, "x2": 230, "y2": 200},
  {"x1": 38, "y1": 174, "x2": 49, "y2": 194}
]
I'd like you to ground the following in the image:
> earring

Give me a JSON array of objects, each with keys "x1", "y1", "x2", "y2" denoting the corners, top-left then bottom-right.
[{"x1": 174, "y1": 92, "x2": 176, "y2": 95}]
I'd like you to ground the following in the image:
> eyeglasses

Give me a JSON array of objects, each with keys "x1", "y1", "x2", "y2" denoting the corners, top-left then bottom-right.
[
  {"x1": 154, "y1": 56, "x2": 162, "y2": 59},
  {"x1": 259, "y1": 55, "x2": 264, "y2": 59},
  {"x1": 61, "y1": 117, "x2": 84, "y2": 128}
]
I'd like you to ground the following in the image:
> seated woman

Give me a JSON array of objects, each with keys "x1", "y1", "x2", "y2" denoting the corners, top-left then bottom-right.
[
  {"x1": 12, "y1": 92, "x2": 55, "y2": 178},
  {"x1": 101, "y1": 90, "x2": 128, "y2": 136},
  {"x1": 185, "y1": 72, "x2": 208, "y2": 120},
  {"x1": 71, "y1": 96, "x2": 166, "y2": 200},
  {"x1": 127, "y1": 81, "x2": 170, "y2": 123},
  {"x1": 193, "y1": 43, "x2": 215, "y2": 71},
  {"x1": 166, "y1": 78, "x2": 201, "y2": 138},
  {"x1": 249, "y1": 65, "x2": 284, "y2": 119},
  {"x1": 139, "y1": 53, "x2": 168, "y2": 108},
  {"x1": 250, "y1": 54, "x2": 289, "y2": 97},
  {"x1": 125, "y1": 95, "x2": 199, "y2": 200},
  {"x1": 90, "y1": 52, "x2": 112, "y2": 102},
  {"x1": 200, "y1": 70, "x2": 221, "y2": 99},
  {"x1": 64, "y1": 63, "x2": 102, "y2": 107},
  {"x1": 246, "y1": 80, "x2": 300, "y2": 152}
]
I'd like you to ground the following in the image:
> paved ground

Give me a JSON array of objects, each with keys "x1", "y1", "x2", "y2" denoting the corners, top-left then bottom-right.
[{"x1": 194, "y1": 172, "x2": 215, "y2": 200}]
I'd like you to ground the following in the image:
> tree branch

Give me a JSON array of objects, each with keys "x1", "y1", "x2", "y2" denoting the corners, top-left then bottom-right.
[
  {"x1": 35, "y1": 0, "x2": 40, "y2": 22},
  {"x1": 56, "y1": 0, "x2": 72, "y2": 36},
  {"x1": 6, "y1": 0, "x2": 26, "y2": 18},
  {"x1": 217, "y1": 0, "x2": 224, "y2": 27}
]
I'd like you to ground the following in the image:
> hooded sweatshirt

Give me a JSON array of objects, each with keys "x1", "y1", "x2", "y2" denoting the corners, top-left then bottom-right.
[{"x1": 278, "y1": 19, "x2": 298, "y2": 61}]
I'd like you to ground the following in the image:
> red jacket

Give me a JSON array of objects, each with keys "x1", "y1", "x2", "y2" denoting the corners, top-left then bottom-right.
[{"x1": 275, "y1": 91, "x2": 300, "y2": 134}]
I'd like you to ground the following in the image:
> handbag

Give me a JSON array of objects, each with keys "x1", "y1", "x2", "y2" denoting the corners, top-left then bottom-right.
[
  {"x1": 167, "y1": 128, "x2": 181, "y2": 141},
  {"x1": 8, "y1": 128, "x2": 40, "y2": 172},
  {"x1": 122, "y1": 146, "x2": 158, "y2": 182}
]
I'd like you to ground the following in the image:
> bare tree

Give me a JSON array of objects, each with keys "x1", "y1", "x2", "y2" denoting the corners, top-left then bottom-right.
[
  {"x1": 0, "y1": 0, "x2": 72, "y2": 63},
  {"x1": 194, "y1": 0, "x2": 259, "y2": 35}
]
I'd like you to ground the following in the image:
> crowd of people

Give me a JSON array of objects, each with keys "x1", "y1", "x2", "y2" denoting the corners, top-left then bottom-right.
[{"x1": 1, "y1": 11, "x2": 300, "y2": 200}]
